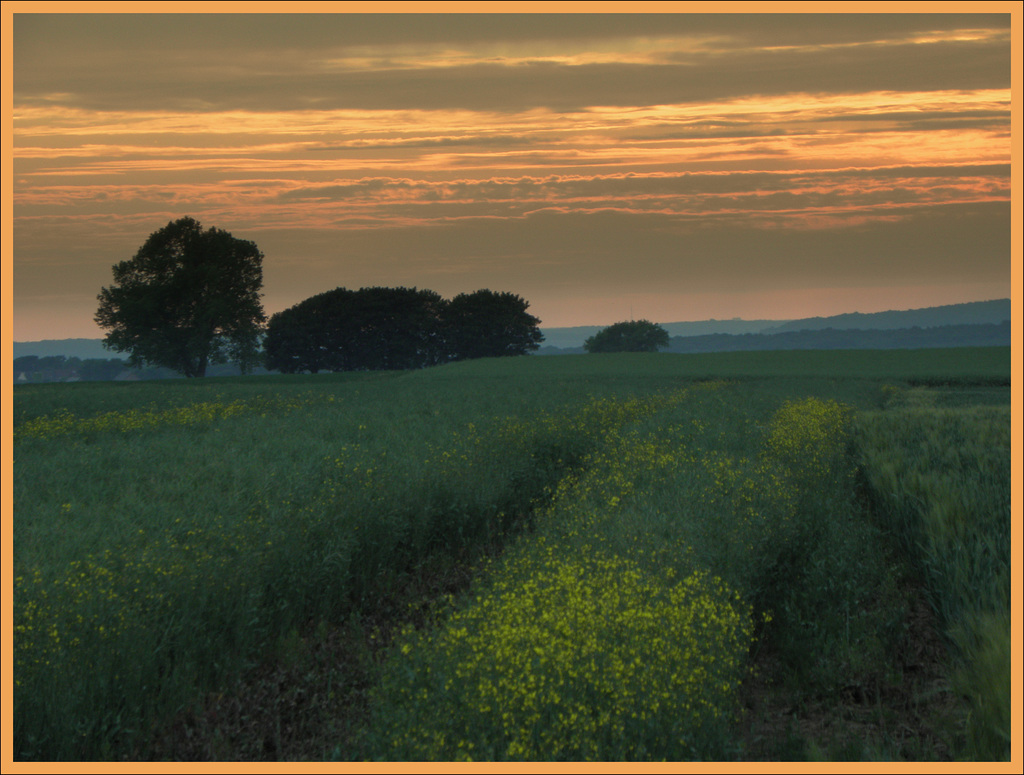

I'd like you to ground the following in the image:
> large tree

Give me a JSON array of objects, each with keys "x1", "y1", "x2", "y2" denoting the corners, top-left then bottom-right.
[
  {"x1": 583, "y1": 320, "x2": 669, "y2": 353},
  {"x1": 443, "y1": 290, "x2": 544, "y2": 360},
  {"x1": 95, "y1": 217, "x2": 266, "y2": 377}
]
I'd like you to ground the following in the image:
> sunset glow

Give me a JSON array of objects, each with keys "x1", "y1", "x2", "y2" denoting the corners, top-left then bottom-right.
[{"x1": 10, "y1": 9, "x2": 1013, "y2": 339}]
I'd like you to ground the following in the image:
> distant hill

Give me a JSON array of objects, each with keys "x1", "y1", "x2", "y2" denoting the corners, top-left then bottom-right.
[
  {"x1": 538, "y1": 299, "x2": 1009, "y2": 352},
  {"x1": 665, "y1": 321, "x2": 1010, "y2": 354},
  {"x1": 13, "y1": 338, "x2": 114, "y2": 360},
  {"x1": 761, "y1": 299, "x2": 1010, "y2": 334}
]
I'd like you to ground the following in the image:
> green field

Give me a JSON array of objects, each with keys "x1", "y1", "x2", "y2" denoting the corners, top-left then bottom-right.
[{"x1": 11, "y1": 348, "x2": 1013, "y2": 761}]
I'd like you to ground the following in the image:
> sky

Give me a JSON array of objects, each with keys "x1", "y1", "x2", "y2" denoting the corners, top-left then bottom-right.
[{"x1": 7, "y1": 5, "x2": 1016, "y2": 341}]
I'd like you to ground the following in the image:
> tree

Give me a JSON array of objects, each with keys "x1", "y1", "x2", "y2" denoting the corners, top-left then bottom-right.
[
  {"x1": 583, "y1": 319, "x2": 669, "y2": 353},
  {"x1": 264, "y1": 286, "x2": 447, "y2": 373},
  {"x1": 77, "y1": 358, "x2": 128, "y2": 382},
  {"x1": 95, "y1": 217, "x2": 266, "y2": 377},
  {"x1": 443, "y1": 290, "x2": 544, "y2": 360},
  {"x1": 349, "y1": 286, "x2": 447, "y2": 370},
  {"x1": 264, "y1": 286, "x2": 542, "y2": 372},
  {"x1": 263, "y1": 293, "x2": 336, "y2": 374}
]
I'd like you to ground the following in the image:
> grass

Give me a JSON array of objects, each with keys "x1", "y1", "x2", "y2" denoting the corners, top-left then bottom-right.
[
  {"x1": 10, "y1": 348, "x2": 1013, "y2": 761},
  {"x1": 854, "y1": 391, "x2": 1012, "y2": 761}
]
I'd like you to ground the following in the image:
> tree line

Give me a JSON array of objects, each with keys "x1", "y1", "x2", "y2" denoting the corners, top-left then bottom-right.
[
  {"x1": 264, "y1": 286, "x2": 543, "y2": 374},
  {"x1": 93, "y1": 217, "x2": 543, "y2": 378},
  {"x1": 662, "y1": 321, "x2": 1013, "y2": 354},
  {"x1": 12, "y1": 355, "x2": 268, "y2": 384},
  {"x1": 14, "y1": 356, "x2": 129, "y2": 384}
]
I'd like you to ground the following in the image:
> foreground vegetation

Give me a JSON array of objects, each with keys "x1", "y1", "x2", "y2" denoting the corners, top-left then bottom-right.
[
  {"x1": 856, "y1": 389, "x2": 1012, "y2": 760},
  {"x1": 11, "y1": 348, "x2": 1013, "y2": 761}
]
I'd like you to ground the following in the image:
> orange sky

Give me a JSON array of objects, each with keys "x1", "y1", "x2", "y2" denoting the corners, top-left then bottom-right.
[{"x1": 9, "y1": 7, "x2": 1015, "y2": 340}]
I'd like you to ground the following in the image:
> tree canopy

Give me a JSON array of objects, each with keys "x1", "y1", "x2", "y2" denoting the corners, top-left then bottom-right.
[
  {"x1": 264, "y1": 287, "x2": 543, "y2": 373},
  {"x1": 95, "y1": 217, "x2": 266, "y2": 377},
  {"x1": 264, "y1": 286, "x2": 447, "y2": 374},
  {"x1": 583, "y1": 320, "x2": 669, "y2": 354},
  {"x1": 443, "y1": 290, "x2": 544, "y2": 361}
]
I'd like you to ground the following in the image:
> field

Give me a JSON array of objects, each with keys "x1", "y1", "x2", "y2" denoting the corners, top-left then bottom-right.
[{"x1": 10, "y1": 348, "x2": 1015, "y2": 761}]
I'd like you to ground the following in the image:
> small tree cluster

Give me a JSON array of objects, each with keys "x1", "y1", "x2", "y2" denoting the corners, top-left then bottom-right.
[
  {"x1": 95, "y1": 217, "x2": 545, "y2": 378},
  {"x1": 264, "y1": 287, "x2": 543, "y2": 373},
  {"x1": 583, "y1": 320, "x2": 670, "y2": 353}
]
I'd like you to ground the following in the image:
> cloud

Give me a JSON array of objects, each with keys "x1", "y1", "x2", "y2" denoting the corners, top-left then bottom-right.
[
  {"x1": 11, "y1": 11, "x2": 1013, "y2": 338},
  {"x1": 268, "y1": 165, "x2": 1009, "y2": 218},
  {"x1": 15, "y1": 14, "x2": 1010, "y2": 113}
]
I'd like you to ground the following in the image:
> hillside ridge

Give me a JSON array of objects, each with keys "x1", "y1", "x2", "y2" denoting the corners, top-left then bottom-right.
[{"x1": 539, "y1": 299, "x2": 1009, "y2": 351}]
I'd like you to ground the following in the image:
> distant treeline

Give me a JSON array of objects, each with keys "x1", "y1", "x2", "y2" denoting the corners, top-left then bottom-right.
[
  {"x1": 15, "y1": 355, "x2": 130, "y2": 384},
  {"x1": 665, "y1": 321, "x2": 1011, "y2": 354},
  {"x1": 13, "y1": 355, "x2": 269, "y2": 384}
]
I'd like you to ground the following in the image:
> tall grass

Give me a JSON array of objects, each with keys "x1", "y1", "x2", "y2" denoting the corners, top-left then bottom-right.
[{"x1": 854, "y1": 396, "x2": 1011, "y2": 760}]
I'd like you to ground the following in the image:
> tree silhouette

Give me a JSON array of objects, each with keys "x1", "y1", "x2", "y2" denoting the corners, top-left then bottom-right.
[
  {"x1": 444, "y1": 290, "x2": 544, "y2": 360},
  {"x1": 264, "y1": 287, "x2": 543, "y2": 372},
  {"x1": 264, "y1": 286, "x2": 447, "y2": 373},
  {"x1": 95, "y1": 217, "x2": 266, "y2": 377},
  {"x1": 583, "y1": 320, "x2": 669, "y2": 353}
]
